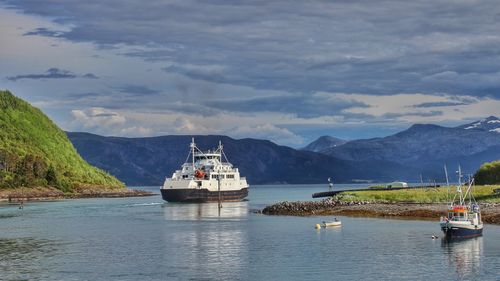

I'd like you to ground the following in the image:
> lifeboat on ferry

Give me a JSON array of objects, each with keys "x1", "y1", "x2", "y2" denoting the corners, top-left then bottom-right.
[{"x1": 194, "y1": 169, "x2": 205, "y2": 178}]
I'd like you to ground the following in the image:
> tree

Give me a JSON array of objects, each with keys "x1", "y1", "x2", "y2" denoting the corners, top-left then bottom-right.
[
  {"x1": 45, "y1": 165, "x2": 58, "y2": 186},
  {"x1": 475, "y1": 160, "x2": 500, "y2": 185}
]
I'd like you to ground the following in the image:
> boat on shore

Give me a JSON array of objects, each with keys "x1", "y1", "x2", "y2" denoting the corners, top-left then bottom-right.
[
  {"x1": 439, "y1": 167, "x2": 483, "y2": 239},
  {"x1": 160, "y1": 138, "x2": 249, "y2": 203}
]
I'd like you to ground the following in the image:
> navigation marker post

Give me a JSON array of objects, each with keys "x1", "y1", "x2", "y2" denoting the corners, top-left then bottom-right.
[{"x1": 217, "y1": 174, "x2": 222, "y2": 215}]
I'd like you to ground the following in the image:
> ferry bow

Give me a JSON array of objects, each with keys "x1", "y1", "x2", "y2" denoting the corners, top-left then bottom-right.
[{"x1": 160, "y1": 138, "x2": 249, "y2": 202}]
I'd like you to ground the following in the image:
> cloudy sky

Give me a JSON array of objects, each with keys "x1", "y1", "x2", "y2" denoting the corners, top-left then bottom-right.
[{"x1": 1, "y1": 0, "x2": 499, "y2": 147}]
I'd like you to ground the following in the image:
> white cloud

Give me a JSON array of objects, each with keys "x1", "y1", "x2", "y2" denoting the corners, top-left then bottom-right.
[
  {"x1": 230, "y1": 124, "x2": 304, "y2": 146},
  {"x1": 172, "y1": 117, "x2": 210, "y2": 134},
  {"x1": 70, "y1": 107, "x2": 155, "y2": 137},
  {"x1": 113, "y1": 111, "x2": 307, "y2": 145},
  {"x1": 338, "y1": 93, "x2": 500, "y2": 124},
  {"x1": 97, "y1": 91, "x2": 499, "y2": 146},
  {"x1": 2, "y1": 4, "x2": 500, "y2": 146},
  {"x1": 71, "y1": 107, "x2": 126, "y2": 128}
]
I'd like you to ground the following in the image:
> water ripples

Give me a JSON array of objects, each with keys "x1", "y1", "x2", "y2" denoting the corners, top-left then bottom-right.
[{"x1": 0, "y1": 186, "x2": 499, "y2": 280}]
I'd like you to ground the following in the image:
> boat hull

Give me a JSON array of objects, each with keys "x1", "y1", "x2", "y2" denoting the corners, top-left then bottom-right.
[
  {"x1": 322, "y1": 221, "x2": 342, "y2": 227},
  {"x1": 161, "y1": 188, "x2": 248, "y2": 203},
  {"x1": 441, "y1": 225, "x2": 483, "y2": 239}
]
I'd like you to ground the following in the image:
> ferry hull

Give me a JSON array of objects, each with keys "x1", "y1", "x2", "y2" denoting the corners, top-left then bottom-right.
[
  {"x1": 161, "y1": 188, "x2": 248, "y2": 203},
  {"x1": 441, "y1": 225, "x2": 483, "y2": 239}
]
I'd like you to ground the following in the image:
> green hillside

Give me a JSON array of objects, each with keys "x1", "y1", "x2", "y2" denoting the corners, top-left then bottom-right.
[
  {"x1": 0, "y1": 90, "x2": 124, "y2": 192},
  {"x1": 475, "y1": 160, "x2": 500, "y2": 185}
]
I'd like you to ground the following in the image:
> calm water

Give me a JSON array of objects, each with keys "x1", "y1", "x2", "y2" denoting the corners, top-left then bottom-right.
[{"x1": 0, "y1": 184, "x2": 499, "y2": 281}]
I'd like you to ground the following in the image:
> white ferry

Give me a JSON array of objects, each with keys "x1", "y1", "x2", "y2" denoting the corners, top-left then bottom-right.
[{"x1": 160, "y1": 138, "x2": 249, "y2": 202}]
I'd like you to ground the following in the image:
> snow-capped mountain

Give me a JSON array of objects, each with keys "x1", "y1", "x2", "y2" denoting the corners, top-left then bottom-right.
[
  {"x1": 316, "y1": 116, "x2": 500, "y2": 180},
  {"x1": 458, "y1": 116, "x2": 500, "y2": 133}
]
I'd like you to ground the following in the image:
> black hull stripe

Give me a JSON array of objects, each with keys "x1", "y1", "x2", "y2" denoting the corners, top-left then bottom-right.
[{"x1": 161, "y1": 188, "x2": 248, "y2": 203}]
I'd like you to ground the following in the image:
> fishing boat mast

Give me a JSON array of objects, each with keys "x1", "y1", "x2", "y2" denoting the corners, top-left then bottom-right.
[
  {"x1": 444, "y1": 164, "x2": 450, "y2": 203},
  {"x1": 191, "y1": 137, "x2": 195, "y2": 170}
]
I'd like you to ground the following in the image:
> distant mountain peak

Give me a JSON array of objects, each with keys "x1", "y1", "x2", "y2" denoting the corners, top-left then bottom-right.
[
  {"x1": 317, "y1": 136, "x2": 345, "y2": 142},
  {"x1": 396, "y1": 123, "x2": 444, "y2": 136},
  {"x1": 407, "y1": 123, "x2": 442, "y2": 130},
  {"x1": 459, "y1": 116, "x2": 500, "y2": 133},
  {"x1": 302, "y1": 135, "x2": 347, "y2": 153}
]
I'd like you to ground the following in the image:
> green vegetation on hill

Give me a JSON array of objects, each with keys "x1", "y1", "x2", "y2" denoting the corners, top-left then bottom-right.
[
  {"x1": 475, "y1": 160, "x2": 500, "y2": 185},
  {"x1": 0, "y1": 90, "x2": 124, "y2": 192}
]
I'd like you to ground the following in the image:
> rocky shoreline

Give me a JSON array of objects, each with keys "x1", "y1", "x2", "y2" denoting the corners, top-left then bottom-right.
[
  {"x1": 261, "y1": 198, "x2": 500, "y2": 225},
  {"x1": 0, "y1": 186, "x2": 154, "y2": 202}
]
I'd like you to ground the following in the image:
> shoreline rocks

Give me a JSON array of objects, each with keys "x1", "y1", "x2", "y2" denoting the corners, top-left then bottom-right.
[
  {"x1": 262, "y1": 198, "x2": 371, "y2": 215},
  {"x1": 0, "y1": 186, "x2": 155, "y2": 202},
  {"x1": 262, "y1": 199, "x2": 500, "y2": 225}
]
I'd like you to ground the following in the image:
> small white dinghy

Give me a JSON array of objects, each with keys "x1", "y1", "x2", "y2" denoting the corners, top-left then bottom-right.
[{"x1": 322, "y1": 218, "x2": 341, "y2": 228}]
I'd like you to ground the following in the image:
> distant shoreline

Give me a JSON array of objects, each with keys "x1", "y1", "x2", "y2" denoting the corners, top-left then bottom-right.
[
  {"x1": 0, "y1": 186, "x2": 155, "y2": 202},
  {"x1": 261, "y1": 199, "x2": 500, "y2": 225}
]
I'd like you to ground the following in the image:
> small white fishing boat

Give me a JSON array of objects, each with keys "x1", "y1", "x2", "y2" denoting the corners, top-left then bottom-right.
[{"x1": 322, "y1": 219, "x2": 342, "y2": 227}]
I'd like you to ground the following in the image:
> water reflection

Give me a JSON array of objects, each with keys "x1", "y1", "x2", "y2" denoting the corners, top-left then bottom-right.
[
  {"x1": 162, "y1": 201, "x2": 249, "y2": 221},
  {"x1": 441, "y1": 237, "x2": 482, "y2": 280},
  {"x1": 161, "y1": 202, "x2": 249, "y2": 279}
]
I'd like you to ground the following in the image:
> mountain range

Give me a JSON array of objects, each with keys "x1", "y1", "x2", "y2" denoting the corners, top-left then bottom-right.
[
  {"x1": 304, "y1": 116, "x2": 500, "y2": 181},
  {"x1": 67, "y1": 116, "x2": 499, "y2": 186},
  {"x1": 3, "y1": 89, "x2": 495, "y2": 188},
  {"x1": 67, "y1": 133, "x2": 419, "y2": 185}
]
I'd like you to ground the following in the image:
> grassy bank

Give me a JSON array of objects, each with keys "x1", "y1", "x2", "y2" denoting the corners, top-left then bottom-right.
[{"x1": 335, "y1": 185, "x2": 500, "y2": 204}]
